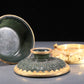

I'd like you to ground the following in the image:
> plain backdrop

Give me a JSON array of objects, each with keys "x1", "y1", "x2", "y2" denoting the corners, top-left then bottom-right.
[{"x1": 0, "y1": 1, "x2": 81, "y2": 41}]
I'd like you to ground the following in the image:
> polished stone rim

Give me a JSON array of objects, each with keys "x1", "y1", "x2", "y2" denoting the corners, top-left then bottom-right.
[{"x1": 31, "y1": 47, "x2": 52, "y2": 54}]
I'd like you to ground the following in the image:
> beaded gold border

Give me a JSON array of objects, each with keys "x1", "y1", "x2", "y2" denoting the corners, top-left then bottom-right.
[
  {"x1": 52, "y1": 44, "x2": 84, "y2": 64},
  {"x1": 14, "y1": 64, "x2": 70, "y2": 77},
  {"x1": 0, "y1": 14, "x2": 35, "y2": 64},
  {"x1": 57, "y1": 44, "x2": 84, "y2": 49}
]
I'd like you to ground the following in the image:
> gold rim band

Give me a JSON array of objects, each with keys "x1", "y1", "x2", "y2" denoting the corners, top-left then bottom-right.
[
  {"x1": 30, "y1": 47, "x2": 52, "y2": 54},
  {"x1": 52, "y1": 44, "x2": 84, "y2": 64},
  {"x1": 58, "y1": 44, "x2": 84, "y2": 49}
]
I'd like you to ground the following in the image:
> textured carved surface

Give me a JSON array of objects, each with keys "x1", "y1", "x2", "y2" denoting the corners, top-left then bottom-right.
[{"x1": 17, "y1": 55, "x2": 66, "y2": 72}]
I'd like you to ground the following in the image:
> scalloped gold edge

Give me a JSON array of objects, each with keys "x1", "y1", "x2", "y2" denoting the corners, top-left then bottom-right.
[
  {"x1": 14, "y1": 64, "x2": 70, "y2": 77},
  {"x1": 31, "y1": 47, "x2": 52, "y2": 54},
  {"x1": 0, "y1": 14, "x2": 35, "y2": 64}
]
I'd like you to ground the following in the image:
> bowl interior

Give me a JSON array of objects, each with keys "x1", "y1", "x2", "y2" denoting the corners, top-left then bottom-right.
[{"x1": 0, "y1": 15, "x2": 35, "y2": 63}]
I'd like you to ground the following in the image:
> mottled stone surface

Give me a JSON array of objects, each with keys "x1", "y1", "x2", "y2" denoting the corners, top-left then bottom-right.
[{"x1": 17, "y1": 55, "x2": 66, "y2": 72}]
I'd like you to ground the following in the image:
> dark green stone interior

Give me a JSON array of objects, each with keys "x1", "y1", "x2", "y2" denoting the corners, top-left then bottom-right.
[{"x1": 0, "y1": 15, "x2": 34, "y2": 63}]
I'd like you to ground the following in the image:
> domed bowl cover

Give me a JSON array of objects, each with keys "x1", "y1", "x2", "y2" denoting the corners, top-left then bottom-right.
[
  {"x1": 0, "y1": 14, "x2": 35, "y2": 64},
  {"x1": 14, "y1": 47, "x2": 70, "y2": 77}
]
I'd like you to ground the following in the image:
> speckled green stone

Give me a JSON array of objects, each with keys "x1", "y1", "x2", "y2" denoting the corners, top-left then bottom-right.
[{"x1": 17, "y1": 54, "x2": 66, "y2": 72}]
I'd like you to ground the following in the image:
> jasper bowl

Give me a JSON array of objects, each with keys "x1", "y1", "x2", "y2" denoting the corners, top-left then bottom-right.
[{"x1": 0, "y1": 14, "x2": 35, "y2": 64}]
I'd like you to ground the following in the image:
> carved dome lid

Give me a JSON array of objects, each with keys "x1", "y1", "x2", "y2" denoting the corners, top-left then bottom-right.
[{"x1": 14, "y1": 48, "x2": 70, "y2": 77}]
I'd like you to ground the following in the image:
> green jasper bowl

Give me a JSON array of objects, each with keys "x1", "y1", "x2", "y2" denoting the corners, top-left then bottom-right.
[{"x1": 0, "y1": 14, "x2": 35, "y2": 64}]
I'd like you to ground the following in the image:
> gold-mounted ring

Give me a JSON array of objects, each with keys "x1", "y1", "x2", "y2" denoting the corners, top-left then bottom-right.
[{"x1": 30, "y1": 47, "x2": 52, "y2": 54}]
